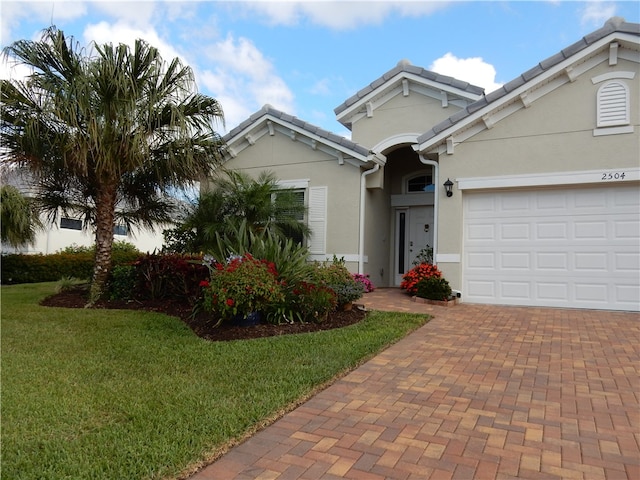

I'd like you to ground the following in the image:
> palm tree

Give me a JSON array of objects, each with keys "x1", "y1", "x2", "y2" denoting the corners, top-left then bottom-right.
[
  {"x1": 1, "y1": 27, "x2": 225, "y2": 303},
  {"x1": 0, "y1": 184, "x2": 42, "y2": 249},
  {"x1": 165, "y1": 170, "x2": 310, "y2": 253}
]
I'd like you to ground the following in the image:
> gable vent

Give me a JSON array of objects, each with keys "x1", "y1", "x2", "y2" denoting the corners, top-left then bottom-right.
[{"x1": 597, "y1": 81, "x2": 629, "y2": 127}]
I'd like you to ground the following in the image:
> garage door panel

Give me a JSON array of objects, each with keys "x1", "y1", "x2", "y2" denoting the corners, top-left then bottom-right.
[
  {"x1": 467, "y1": 280, "x2": 496, "y2": 299},
  {"x1": 463, "y1": 184, "x2": 640, "y2": 311},
  {"x1": 537, "y1": 222, "x2": 568, "y2": 239},
  {"x1": 615, "y1": 220, "x2": 640, "y2": 238},
  {"x1": 574, "y1": 221, "x2": 607, "y2": 239},
  {"x1": 618, "y1": 285, "x2": 640, "y2": 305},
  {"x1": 467, "y1": 223, "x2": 496, "y2": 241},
  {"x1": 574, "y1": 283, "x2": 609, "y2": 303},
  {"x1": 574, "y1": 189, "x2": 607, "y2": 209},
  {"x1": 466, "y1": 252, "x2": 496, "y2": 270},
  {"x1": 501, "y1": 252, "x2": 530, "y2": 269},
  {"x1": 500, "y1": 223, "x2": 530, "y2": 240},
  {"x1": 615, "y1": 252, "x2": 639, "y2": 271},
  {"x1": 537, "y1": 282, "x2": 569, "y2": 301},
  {"x1": 536, "y1": 252, "x2": 569, "y2": 270},
  {"x1": 574, "y1": 252, "x2": 608, "y2": 271},
  {"x1": 536, "y1": 192, "x2": 567, "y2": 210},
  {"x1": 500, "y1": 193, "x2": 530, "y2": 211},
  {"x1": 501, "y1": 281, "x2": 531, "y2": 300}
]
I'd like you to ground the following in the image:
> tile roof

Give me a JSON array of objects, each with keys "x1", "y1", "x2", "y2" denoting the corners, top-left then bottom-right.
[
  {"x1": 416, "y1": 17, "x2": 640, "y2": 146},
  {"x1": 334, "y1": 59, "x2": 485, "y2": 116},
  {"x1": 223, "y1": 104, "x2": 372, "y2": 159}
]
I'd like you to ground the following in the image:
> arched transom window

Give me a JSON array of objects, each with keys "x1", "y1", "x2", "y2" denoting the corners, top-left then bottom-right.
[{"x1": 407, "y1": 173, "x2": 433, "y2": 193}]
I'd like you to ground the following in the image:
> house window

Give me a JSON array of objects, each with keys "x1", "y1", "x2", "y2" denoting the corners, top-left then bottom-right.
[
  {"x1": 113, "y1": 224, "x2": 128, "y2": 236},
  {"x1": 60, "y1": 217, "x2": 82, "y2": 230},
  {"x1": 274, "y1": 189, "x2": 306, "y2": 245},
  {"x1": 407, "y1": 174, "x2": 433, "y2": 193},
  {"x1": 597, "y1": 80, "x2": 629, "y2": 127}
]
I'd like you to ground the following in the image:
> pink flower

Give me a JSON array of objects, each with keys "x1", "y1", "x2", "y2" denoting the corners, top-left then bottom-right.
[{"x1": 226, "y1": 298, "x2": 235, "y2": 307}]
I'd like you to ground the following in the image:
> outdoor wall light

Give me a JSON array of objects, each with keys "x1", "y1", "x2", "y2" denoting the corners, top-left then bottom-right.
[{"x1": 443, "y1": 178, "x2": 454, "y2": 197}]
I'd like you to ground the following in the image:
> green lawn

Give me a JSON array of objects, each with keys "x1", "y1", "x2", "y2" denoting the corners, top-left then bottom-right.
[{"x1": 1, "y1": 282, "x2": 429, "y2": 480}]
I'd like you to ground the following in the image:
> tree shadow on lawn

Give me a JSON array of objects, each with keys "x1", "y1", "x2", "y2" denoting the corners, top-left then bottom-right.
[{"x1": 40, "y1": 286, "x2": 367, "y2": 342}]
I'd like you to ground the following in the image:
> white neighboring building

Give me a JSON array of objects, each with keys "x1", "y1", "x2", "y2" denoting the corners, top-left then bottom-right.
[
  {"x1": 2, "y1": 216, "x2": 165, "y2": 255},
  {"x1": 1, "y1": 169, "x2": 166, "y2": 255}
]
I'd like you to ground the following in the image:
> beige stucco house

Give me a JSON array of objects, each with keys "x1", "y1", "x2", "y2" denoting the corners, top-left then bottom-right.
[{"x1": 220, "y1": 18, "x2": 640, "y2": 312}]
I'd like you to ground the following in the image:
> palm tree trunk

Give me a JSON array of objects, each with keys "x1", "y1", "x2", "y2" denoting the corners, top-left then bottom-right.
[{"x1": 88, "y1": 184, "x2": 118, "y2": 306}]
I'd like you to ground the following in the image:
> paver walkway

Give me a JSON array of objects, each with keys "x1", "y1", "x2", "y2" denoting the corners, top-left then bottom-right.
[{"x1": 190, "y1": 289, "x2": 640, "y2": 479}]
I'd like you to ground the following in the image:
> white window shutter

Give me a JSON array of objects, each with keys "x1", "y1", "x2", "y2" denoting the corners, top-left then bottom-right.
[
  {"x1": 597, "y1": 81, "x2": 629, "y2": 127},
  {"x1": 308, "y1": 186, "x2": 327, "y2": 255}
]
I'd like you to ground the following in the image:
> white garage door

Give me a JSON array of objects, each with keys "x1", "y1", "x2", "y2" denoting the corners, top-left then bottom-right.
[{"x1": 463, "y1": 184, "x2": 640, "y2": 311}]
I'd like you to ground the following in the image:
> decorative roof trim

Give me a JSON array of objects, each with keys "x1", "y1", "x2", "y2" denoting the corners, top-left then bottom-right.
[
  {"x1": 223, "y1": 105, "x2": 386, "y2": 166},
  {"x1": 334, "y1": 61, "x2": 484, "y2": 128},
  {"x1": 415, "y1": 19, "x2": 640, "y2": 153}
]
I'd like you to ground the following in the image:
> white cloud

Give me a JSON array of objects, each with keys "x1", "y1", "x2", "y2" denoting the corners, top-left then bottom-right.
[
  {"x1": 239, "y1": 1, "x2": 450, "y2": 30},
  {"x1": 429, "y1": 53, "x2": 503, "y2": 94},
  {"x1": 92, "y1": 1, "x2": 157, "y2": 27},
  {"x1": 198, "y1": 34, "x2": 295, "y2": 132},
  {"x1": 580, "y1": 1, "x2": 617, "y2": 27},
  {"x1": 1, "y1": 1, "x2": 87, "y2": 46},
  {"x1": 0, "y1": 61, "x2": 33, "y2": 81},
  {"x1": 309, "y1": 78, "x2": 331, "y2": 96},
  {"x1": 83, "y1": 21, "x2": 182, "y2": 61}
]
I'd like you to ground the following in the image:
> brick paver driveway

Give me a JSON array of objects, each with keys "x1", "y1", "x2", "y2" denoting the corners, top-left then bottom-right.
[{"x1": 191, "y1": 301, "x2": 639, "y2": 479}]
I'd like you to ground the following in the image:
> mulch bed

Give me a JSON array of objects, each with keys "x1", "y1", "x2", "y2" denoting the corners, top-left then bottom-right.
[{"x1": 40, "y1": 286, "x2": 367, "y2": 342}]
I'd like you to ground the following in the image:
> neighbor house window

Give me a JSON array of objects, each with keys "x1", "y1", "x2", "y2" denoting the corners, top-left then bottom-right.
[
  {"x1": 407, "y1": 174, "x2": 433, "y2": 192},
  {"x1": 60, "y1": 217, "x2": 82, "y2": 230},
  {"x1": 597, "y1": 80, "x2": 630, "y2": 128},
  {"x1": 113, "y1": 224, "x2": 128, "y2": 236}
]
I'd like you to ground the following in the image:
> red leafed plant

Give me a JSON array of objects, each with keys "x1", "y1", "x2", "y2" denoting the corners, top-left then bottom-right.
[{"x1": 400, "y1": 262, "x2": 443, "y2": 295}]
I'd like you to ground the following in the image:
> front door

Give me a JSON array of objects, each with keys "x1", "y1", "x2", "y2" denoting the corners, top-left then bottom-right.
[{"x1": 394, "y1": 206, "x2": 434, "y2": 285}]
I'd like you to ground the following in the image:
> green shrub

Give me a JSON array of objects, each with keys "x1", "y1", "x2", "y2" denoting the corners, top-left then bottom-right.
[
  {"x1": 108, "y1": 265, "x2": 138, "y2": 300},
  {"x1": 1, "y1": 243, "x2": 141, "y2": 285},
  {"x1": 412, "y1": 245, "x2": 433, "y2": 265},
  {"x1": 208, "y1": 221, "x2": 314, "y2": 286},
  {"x1": 55, "y1": 276, "x2": 85, "y2": 293},
  {"x1": 268, "y1": 281, "x2": 337, "y2": 324},
  {"x1": 312, "y1": 257, "x2": 364, "y2": 306},
  {"x1": 59, "y1": 240, "x2": 140, "y2": 255},
  {"x1": 415, "y1": 276, "x2": 452, "y2": 301},
  {"x1": 330, "y1": 281, "x2": 365, "y2": 305}
]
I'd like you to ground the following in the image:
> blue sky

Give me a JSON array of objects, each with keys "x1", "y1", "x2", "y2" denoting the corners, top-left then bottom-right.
[{"x1": 2, "y1": 1, "x2": 638, "y2": 138}]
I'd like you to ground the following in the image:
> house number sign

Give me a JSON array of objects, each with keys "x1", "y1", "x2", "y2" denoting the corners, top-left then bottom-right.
[{"x1": 601, "y1": 172, "x2": 626, "y2": 181}]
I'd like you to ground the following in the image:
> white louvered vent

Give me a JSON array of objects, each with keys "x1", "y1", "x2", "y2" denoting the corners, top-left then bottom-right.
[
  {"x1": 597, "y1": 81, "x2": 629, "y2": 127},
  {"x1": 307, "y1": 186, "x2": 327, "y2": 255}
]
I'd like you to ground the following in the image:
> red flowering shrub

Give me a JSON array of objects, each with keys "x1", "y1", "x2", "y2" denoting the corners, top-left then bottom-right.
[
  {"x1": 202, "y1": 253, "x2": 284, "y2": 322},
  {"x1": 400, "y1": 262, "x2": 443, "y2": 295},
  {"x1": 291, "y1": 281, "x2": 337, "y2": 322}
]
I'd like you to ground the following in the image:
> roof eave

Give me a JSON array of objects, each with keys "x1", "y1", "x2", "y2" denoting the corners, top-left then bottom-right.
[{"x1": 416, "y1": 29, "x2": 640, "y2": 154}]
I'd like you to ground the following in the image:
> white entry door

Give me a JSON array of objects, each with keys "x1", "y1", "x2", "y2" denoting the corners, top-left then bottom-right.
[
  {"x1": 463, "y1": 184, "x2": 640, "y2": 311},
  {"x1": 395, "y1": 206, "x2": 434, "y2": 285}
]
